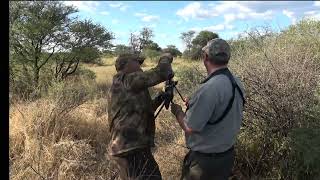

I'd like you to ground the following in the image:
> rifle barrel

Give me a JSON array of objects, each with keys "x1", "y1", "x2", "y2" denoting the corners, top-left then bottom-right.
[{"x1": 173, "y1": 84, "x2": 186, "y2": 102}]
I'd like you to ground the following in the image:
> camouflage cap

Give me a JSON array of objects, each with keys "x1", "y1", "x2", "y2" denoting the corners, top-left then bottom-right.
[
  {"x1": 115, "y1": 53, "x2": 145, "y2": 72},
  {"x1": 202, "y1": 38, "x2": 231, "y2": 63}
]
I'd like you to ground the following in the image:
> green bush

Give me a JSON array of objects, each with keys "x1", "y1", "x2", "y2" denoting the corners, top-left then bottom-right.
[
  {"x1": 285, "y1": 128, "x2": 320, "y2": 180},
  {"x1": 174, "y1": 66, "x2": 205, "y2": 98},
  {"x1": 72, "y1": 67, "x2": 96, "y2": 80},
  {"x1": 142, "y1": 48, "x2": 161, "y2": 61},
  {"x1": 10, "y1": 64, "x2": 35, "y2": 100}
]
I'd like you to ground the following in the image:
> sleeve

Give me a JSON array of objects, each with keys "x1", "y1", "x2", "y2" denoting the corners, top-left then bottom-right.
[
  {"x1": 122, "y1": 65, "x2": 171, "y2": 92},
  {"x1": 184, "y1": 83, "x2": 219, "y2": 132}
]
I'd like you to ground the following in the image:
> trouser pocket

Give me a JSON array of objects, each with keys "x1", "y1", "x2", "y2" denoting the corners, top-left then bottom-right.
[
  {"x1": 182, "y1": 149, "x2": 235, "y2": 180},
  {"x1": 181, "y1": 151, "x2": 200, "y2": 180}
]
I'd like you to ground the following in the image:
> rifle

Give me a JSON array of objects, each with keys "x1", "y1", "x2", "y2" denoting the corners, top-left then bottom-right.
[{"x1": 154, "y1": 78, "x2": 185, "y2": 119}]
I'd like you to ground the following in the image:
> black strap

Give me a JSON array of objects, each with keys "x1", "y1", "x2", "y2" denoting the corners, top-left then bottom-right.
[{"x1": 206, "y1": 68, "x2": 245, "y2": 125}]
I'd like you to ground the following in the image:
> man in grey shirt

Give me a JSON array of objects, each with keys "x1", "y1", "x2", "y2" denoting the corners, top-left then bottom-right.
[{"x1": 171, "y1": 38, "x2": 245, "y2": 180}]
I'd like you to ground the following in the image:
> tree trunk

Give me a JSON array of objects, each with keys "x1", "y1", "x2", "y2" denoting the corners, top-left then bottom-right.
[{"x1": 33, "y1": 67, "x2": 40, "y2": 87}]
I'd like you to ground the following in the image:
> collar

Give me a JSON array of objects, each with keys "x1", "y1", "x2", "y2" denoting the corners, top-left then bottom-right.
[{"x1": 201, "y1": 67, "x2": 229, "y2": 84}]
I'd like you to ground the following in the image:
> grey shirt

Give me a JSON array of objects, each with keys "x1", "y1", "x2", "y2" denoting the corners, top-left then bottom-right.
[{"x1": 184, "y1": 69, "x2": 245, "y2": 153}]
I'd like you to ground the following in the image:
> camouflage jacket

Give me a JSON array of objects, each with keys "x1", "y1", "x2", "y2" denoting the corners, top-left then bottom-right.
[{"x1": 107, "y1": 64, "x2": 172, "y2": 156}]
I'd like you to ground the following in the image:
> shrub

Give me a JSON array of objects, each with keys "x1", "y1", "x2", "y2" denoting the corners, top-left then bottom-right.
[
  {"x1": 284, "y1": 128, "x2": 320, "y2": 180},
  {"x1": 142, "y1": 48, "x2": 161, "y2": 61},
  {"x1": 72, "y1": 67, "x2": 96, "y2": 80},
  {"x1": 10, "y1": 64, "x2": 36, "y2": 101},
  {"x1": 230, "y1": 20, "x2": 320, "y2": 178},
  {"x1": 174, "y1": 66, "x2": 206, "y2": 98}
]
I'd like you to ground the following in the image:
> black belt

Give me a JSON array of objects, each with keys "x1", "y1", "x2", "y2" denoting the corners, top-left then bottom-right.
[{"x1": 192, "y1": 146, "x2": 234, "y2": 157}]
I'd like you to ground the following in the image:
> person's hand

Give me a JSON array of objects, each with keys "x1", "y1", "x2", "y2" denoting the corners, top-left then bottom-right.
[
  {"x1": 171, "y1": 103, "x2": 183, "y2": 117},
  {"x1": 154, "y1": 91, "x2": 167, "y2": 103},
  {"x1": 157, "y1": 53, "x2": 174, "y2": 80},
  {"x1": 184, "y1": 98, "x2": 189, "y2": 108}
]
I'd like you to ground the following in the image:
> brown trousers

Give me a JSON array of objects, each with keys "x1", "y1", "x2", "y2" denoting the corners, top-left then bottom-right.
[{"x1": 110, "y1": 148, "x2": 162, "y2": 180}]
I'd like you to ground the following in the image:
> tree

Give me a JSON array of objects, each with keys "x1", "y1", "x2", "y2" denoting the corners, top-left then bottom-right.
[
  {"x1": 114, "y1": 44, "x2": 133, "y2": 56},
  {"x1": 128, "y1": 27, "x2": 154, "y2": 54},
  {"x1": 180, "y1": 30, "x2": 195, "y2": 52},
  {"x1": 53, "y1": 19, "x2": 113, "y2": 80},
  {"x1": 9, "y1": 1, "x2": 114, "y2": 85},
  {"x1": 144, "y1": 40, "x2": 161, "y2": 51},
  {"x1": 10, "y1": 1, "x2": 76, "y2": 86},
  {"x1": 189, "y1": 46, "x2": 203, "y2": 60},
  {"x1": 143, "y1": 49, "x2": 161, "y2": 61},
  {"x1": 139, "y1": 27, "x2": 154, "y2": 51},
  {"x1": 129, "y1": 32, "x2": 140, "y2": 54},
  {"x1": 181, "y1": 31, "x2": 219, "y2": 60},
  {"x1": 162, "y1": 45, "x2": 182, "y2": 57},
  {"x1": 192, "y1": 30, "x2": 219, "y2": 47},
  {"x1": 142, "y1": 40, "x2": 162, "y2": 61}
]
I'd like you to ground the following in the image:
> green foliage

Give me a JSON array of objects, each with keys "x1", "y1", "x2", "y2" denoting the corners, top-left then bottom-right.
[
  {"x1": 113, "y1": 44, "x2": 133, "y2": 56},
  {"x1": 286, "y1": 128, "x2": 320, "y2": 180},
  {"x1": 142, "y1": 48, "x2": 161, "y2": 61},
  {"x1": 139, "y1": 27, "x2": 154, "y2": 50},
  {"x1": 9, "y1": 62, "x2": 35, "y2": 100},
  {"x1": 102, "y1": 49, "x2": 114, "y2": 58},
  {"x1": 73, "y1": 47, "x2": 101, "y2": 64},
  {"x1": 73, "y1": 67, "x2": 96, "y2": 80},
  {"x1": 183, "y1": 46, "x2": 202, "y2": 60},
  {"x1": 10, "y1": 1, "x2": 77, "y2": 86},
  {"x1": 162, "y1": 45, "x2": 182, "y2": 57},
  {"x1": 145, "y1": 41, "x2": 162, "y2": 51},
  {"x1": 192, "y1": 30, "x2": 219, "y2": 47},
  {"x1": 68, "y1": 19, "x2": 114, "y2": 51},
  {"x1": 174, "y1": 66, "x2": 205, "y2": 97},
  {"x1": 9, "y1": 1, "x2": 114, "y2": 98},
  {"x1": 180, "y1": 30, "x2": 196, "y2": 51},
  {"x1": 181, "y1": 30, "x2": 219, "y2": 60}
]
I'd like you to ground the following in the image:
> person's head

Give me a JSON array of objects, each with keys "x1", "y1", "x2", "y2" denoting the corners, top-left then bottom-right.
[
  {"x1": 115, "y1": 53, "x2": 145, "y2": 73},
  {"x1": 201, "y1": 38, "x2": 231, "y2": 70}
]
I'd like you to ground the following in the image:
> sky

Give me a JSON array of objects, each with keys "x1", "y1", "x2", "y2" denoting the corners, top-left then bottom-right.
[{"x1": 63, "y1": 1, "x2": 320, "y2": 51}]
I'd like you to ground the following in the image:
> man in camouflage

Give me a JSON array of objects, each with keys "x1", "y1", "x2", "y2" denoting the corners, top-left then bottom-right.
[{"x1": 107, "y1": 53, "x2": 174, "y2": 180}]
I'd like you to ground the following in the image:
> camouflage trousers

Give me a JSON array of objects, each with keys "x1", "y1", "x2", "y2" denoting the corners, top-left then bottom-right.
[
  {"x1": 181, "y1": 147, "x2": 235, "y2": 180},
  {"x1": 110, "y1": 148, "x2": 162, "y2": 180}
]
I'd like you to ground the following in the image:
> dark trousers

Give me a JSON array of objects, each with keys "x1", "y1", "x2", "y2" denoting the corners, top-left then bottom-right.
[
  {"x1": 110, "y1": 148, "x2": 162, "y2": 180},
  {"x1": 181, "y1": 147, "x2": 235, "y2": 180}
]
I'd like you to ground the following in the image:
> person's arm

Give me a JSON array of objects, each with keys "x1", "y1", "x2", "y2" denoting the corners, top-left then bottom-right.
[
  {"x1": 123, "y1": 55, "x2": 173, "y2": 92},
  {"x1": 171, "y1": 105, "x2": 194, "y2": 135},
  {"x1": 171, "y1": 83, "x2": 219, "y2": 133}
]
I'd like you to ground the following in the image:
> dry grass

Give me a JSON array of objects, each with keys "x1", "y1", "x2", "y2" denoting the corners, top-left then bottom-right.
[
  {"x1": 9, "y1": 56, "x2": 191, "y2": 180},
  {"x1": 9, "y1": 98, "x2": 118, "y2": 179}
]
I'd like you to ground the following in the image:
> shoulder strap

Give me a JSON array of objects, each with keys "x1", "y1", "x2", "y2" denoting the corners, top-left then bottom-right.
[{"x1": 207, "y1": 68, "x2": 245, "y2": 126}]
